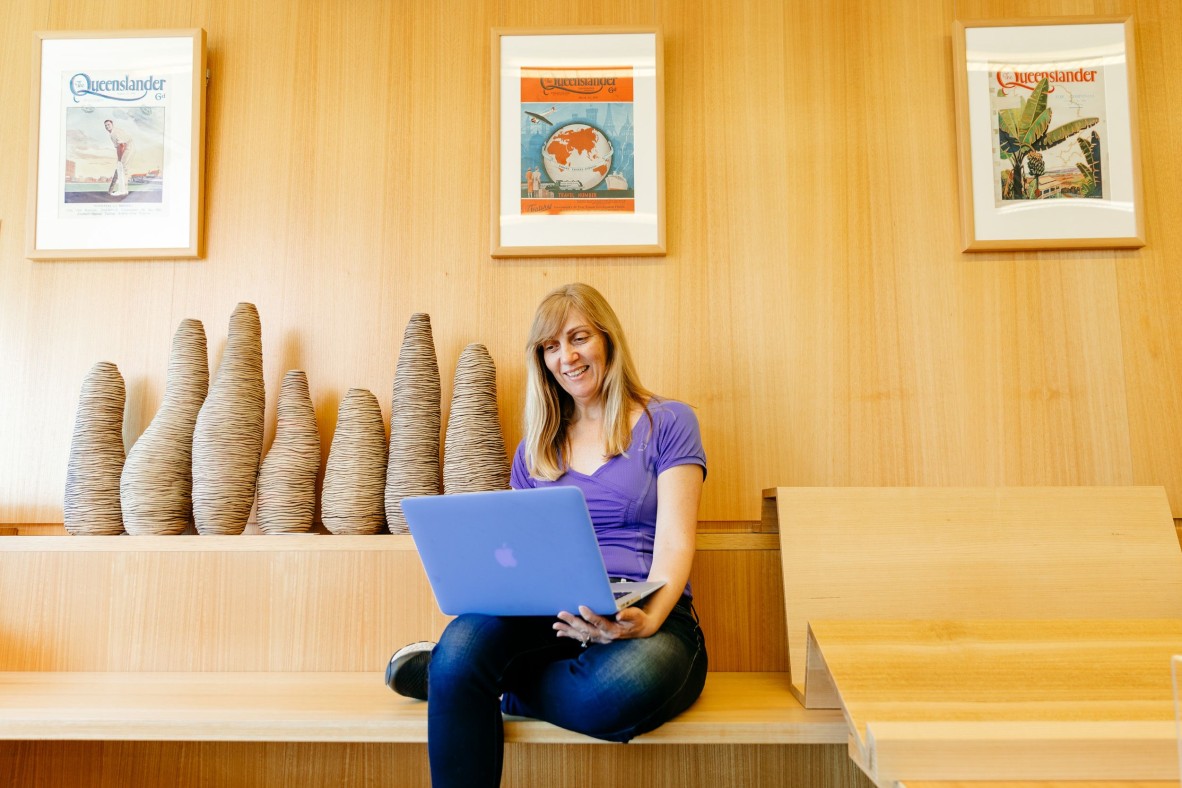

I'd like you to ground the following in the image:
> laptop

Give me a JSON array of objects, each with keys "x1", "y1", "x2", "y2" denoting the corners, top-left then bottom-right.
[{"x1": 401, "y1": 486, "x2": 665, "y2": 616}]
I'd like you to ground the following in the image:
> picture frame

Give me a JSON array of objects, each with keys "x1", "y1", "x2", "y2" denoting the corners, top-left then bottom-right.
[
  {"x1": 951, "y1": 17, "x2": 1144, "y2": 251},
  {"x1": 27, "y1": 29, "x2": 207, "y2": 260},
  {"x1": 491, "y1": 27, "x2": 665, "y2": 258}
]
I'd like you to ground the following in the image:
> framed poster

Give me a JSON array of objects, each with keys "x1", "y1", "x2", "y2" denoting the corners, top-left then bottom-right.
[
  {"x1": 952, "y1": 17, "x2": 1144, "y2": 251},
  {"x1": 27, "y1": 29, "x2": 207, "y2": 260},
  {"x1": 491, "y1": 28, "x2": 665, "y2": 257}
]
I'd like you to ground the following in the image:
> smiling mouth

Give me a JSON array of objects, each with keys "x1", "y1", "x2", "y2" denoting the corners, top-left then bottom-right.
[{"x1": 564, "y1": 366, "x2": 589, "y2": 380}]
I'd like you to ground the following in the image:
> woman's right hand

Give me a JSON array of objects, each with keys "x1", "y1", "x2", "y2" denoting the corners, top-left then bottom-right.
[{"x1": 554, "y1": 604, "x2": 656, "y2": 646}]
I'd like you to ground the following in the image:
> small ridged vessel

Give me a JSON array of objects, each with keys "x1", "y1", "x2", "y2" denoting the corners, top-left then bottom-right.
[
  {"x1": 322, "y1": 388, "x2": 388, "y2": 534},
  {"x1": 192, "y1": 303, "x2": 265, "y2": 535},
  {"x1": 65, "y1": 362, "x2": 126, "y2": 535},
  {"x1": 385, "y1": 313, "x2": 441, "y2": 534},
  {"x1": 257, "y1": 370, "x2": 321, "y2": 534},
  {"x1": 121, "y1": 319, "x2": 209, "y2": 535},
  {"x1": 443, "y1": 344, "x2": 509, "y2": 495}
]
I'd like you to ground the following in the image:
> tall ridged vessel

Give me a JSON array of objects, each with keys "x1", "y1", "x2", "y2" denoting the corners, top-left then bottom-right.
[
  {"x1": 322, "y1": 388, "x2": 387, "y2": 534},
  {"x1": 65, "y1": 362, "x2": 126, "y2": 535},
  {"x1": 256, "y1": 370, "x2": 321, "y2": 534},
  {"x1": 385, "y1": 313, "x2": 441, "y2": 534},
  {"x1": 443, "y1": 344, "x2": 509, "y2": 494},
  {"x1": 192, "y1": 303, "x2": 265, "y2": 535},
  {"x1": 121, "y1": 319, "x2": 209, "y2": 535}
]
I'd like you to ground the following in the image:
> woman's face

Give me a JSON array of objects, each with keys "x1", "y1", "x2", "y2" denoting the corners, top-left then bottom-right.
[{"x1": 541, "y1": 309, "x2": 608, "y2": 408}]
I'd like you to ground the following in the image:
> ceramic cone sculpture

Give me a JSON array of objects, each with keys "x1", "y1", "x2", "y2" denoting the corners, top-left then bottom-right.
[
  {"x1": 443, "y1": 343, "x2": 510, "y2": 494},
  {"x1": 385, "y1": 313, "x2": 441, "y2": 534},
  {"x1": 192, "y1": 303, "x2": 265, "y2": 535},
  {"x1": 64, "y1": 362, "x2": 126, "y2": 535},
  {"x1": 121, "y1": 319, "x2": 209, "y2": 535},
  {"x1": 322, "y1": 388, "x2": 387, "y2": 534},
  {"x1": 256, "y1": 370, "x2": 321, "y2": 534}
]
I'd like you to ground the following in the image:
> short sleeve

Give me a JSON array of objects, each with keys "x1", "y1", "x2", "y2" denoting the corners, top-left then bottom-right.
[
  {"x1": 651, "y1": 400, "x2": 707, "y2": 479},
  {"x1": 509, "y1": 440, "x2": 536, "y2": 490}
]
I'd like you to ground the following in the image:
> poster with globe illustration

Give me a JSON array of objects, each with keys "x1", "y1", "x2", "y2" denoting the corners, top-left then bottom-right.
[
  {"x1": 520, "y1": 66, "x2": 635, "y2": 214},
  {"x1": 492, "y1": 29, "x2": 663, "y2": 257}
]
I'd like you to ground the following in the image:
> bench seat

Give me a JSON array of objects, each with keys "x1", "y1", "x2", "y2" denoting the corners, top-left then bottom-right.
[
  {"x1": 0, "y1": 670, "x2": 848, "y2": 745},
  {"x1": 0, "y1": 530, "x2": 867, "y2": 785}
]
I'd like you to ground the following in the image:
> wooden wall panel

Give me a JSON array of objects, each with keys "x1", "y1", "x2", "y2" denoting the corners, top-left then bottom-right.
[
  {"x1": 660, "y1": 0, "x2": 793, "y2": 511},
  {"x1": 0, "y1": 538, "x2": 451, "y2": 672},
  {"x1": 955, "y1": 2, "x2": 1182, "y2": 504},
  {"x1": 690, "y1": 545, "x2": 790, "y2": 672},
  {"x1": 1, "y1": 0, "x2": 1181, "y2": 523},
  {"x1": 1115, "y1": 0, "x2": 1182, "y2": 515}
]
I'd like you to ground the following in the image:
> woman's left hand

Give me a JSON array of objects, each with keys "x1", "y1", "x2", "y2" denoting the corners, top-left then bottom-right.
[{"x1": 554, "y1": 605, "x2": 655, "y2": 646}]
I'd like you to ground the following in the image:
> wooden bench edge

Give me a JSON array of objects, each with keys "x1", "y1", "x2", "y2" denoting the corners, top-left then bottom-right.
[{"x1": 0, "y1": 671, "x2": 847, "y2": 745}]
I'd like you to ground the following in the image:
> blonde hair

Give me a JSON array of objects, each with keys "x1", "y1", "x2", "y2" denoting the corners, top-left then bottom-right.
[{"x1": 523, "y1": 283, "x2": 652, "y2": 481}]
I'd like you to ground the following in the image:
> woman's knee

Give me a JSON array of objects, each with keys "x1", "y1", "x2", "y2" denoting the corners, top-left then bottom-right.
[
  {"x1": 576, "y1": 634, "x2": 708, "y2": 740},
  {"x1": 431, "y1": 614, "x2": 557, "y2": 696},
  {"x1": 430, "y1": 614, "x2": 501, "y2": 686},
  {"x1": 604, "y1": 629, "x2": 700, "y2": 687}
]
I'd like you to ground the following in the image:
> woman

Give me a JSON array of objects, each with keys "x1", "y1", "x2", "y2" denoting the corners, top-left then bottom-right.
[{"x1": 387, "y1": 282, "x2": 707, "y2": 786}]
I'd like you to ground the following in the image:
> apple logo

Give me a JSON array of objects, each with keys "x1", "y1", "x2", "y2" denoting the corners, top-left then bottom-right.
[{"x1": 494, "y1": 543, "x2": 518, "y2": 568}]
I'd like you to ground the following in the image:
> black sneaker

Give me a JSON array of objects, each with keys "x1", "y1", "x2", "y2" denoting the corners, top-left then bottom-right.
[{"x1": 385, "y1": 641, "x2": 434, "y2": 700}]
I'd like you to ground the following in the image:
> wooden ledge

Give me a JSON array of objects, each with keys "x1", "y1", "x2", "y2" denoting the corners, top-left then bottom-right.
[
  {"x1": 0, "y1": 534, "x2": 418, "y2": 552},
  {"x1": 0, "y1": 531, "x2": 782, "y2": 552},
  {"x1": 0, "y1": 671, "x2": 847, "y2": 745}
]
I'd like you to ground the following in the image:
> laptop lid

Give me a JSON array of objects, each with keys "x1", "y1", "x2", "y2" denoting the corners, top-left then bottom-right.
[{"x1": 403, "y1": 487, "x2": 656, "y2": 616}]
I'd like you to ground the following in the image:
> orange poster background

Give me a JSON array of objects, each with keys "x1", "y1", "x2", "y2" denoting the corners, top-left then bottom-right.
[
  {"x1": 520, "y1": 198, "x2": 635, "y2": 214},
  {"x1": 520, "y1": 67, "x2": 634, "y2": 103}
]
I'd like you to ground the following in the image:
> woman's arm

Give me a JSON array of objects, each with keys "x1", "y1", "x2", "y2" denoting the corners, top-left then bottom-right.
[
  {"x1": 555, "y1": 462, "x2": 703, "y2": 643},
  {"x1": 630, "y1": 462, "x2": 703, "y2": 632}
]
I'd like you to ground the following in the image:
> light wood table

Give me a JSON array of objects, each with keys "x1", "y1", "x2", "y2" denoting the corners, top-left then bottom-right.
[
  {"x1": 900, "y1": 782, "x2": 1177, "y2": 787},
  {"x1": 803, "y1": 619, "x2": 1182, "y2": 788}
]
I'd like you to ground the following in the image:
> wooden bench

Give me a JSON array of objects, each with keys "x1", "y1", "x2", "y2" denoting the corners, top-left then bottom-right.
[
  {"x1": 763, "y1": 486, "x2": 1182, "y2": 787},
  {"x1": 0, "y1": 531, "x2": 866, "y2": 787}
]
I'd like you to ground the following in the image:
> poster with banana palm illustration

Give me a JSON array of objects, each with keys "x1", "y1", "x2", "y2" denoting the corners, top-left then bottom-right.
[
  {"x1": 990, "y1": 68, "x2": 1106, "y2": 204},
  {"x1": 953, "y1": 18, "x2": 1143, "y2": 251}
]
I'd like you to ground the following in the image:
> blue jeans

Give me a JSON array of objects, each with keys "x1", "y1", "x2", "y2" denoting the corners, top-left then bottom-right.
[{"x1": 426, "y1": 598, "x2": 707, "y2": 787}]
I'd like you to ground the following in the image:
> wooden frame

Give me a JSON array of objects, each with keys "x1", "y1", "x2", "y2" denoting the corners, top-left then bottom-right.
[
  {"x1": 951, "y1": 17, "x2": 1144, "y2": 251},
  {"x1": 27, "y1": 29, "x2": 207, "y2": 260},
  {"x1": 490, "y1": 27, "x2": 665, "y2": 258}
]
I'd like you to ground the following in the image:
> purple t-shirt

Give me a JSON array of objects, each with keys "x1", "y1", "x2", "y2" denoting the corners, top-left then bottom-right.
[{"x1": 510, "y1": 398, "x2": 706, "y2": 593}]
